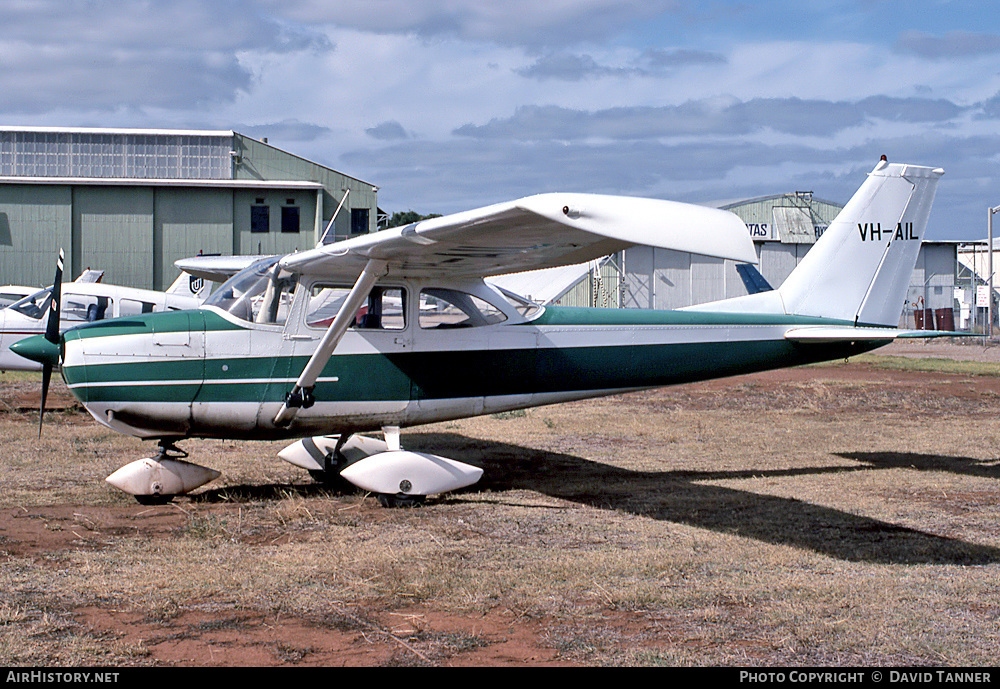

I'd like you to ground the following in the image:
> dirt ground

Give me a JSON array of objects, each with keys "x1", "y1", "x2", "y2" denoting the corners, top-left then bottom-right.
[{"x1": 2, "y1": 339, "x2": 1000, "y2": 666}]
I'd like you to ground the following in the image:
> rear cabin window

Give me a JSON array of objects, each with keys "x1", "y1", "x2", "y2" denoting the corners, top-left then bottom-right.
[
  {"x1": 120, "y1": 298, "x2": 155, "y2": 317},
  {"x1": 418, "y1": 288, "x2": 507, "y2": 329}
]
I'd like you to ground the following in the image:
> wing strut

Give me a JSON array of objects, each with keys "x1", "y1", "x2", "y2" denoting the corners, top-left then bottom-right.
[{"x1": 273, "y1": 258, "x2": 387, "y2": 427}]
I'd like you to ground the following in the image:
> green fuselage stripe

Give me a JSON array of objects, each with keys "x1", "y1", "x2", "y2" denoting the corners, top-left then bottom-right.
[{"x1": 63, "y1": 338, "x2": 878, "y2": 405}]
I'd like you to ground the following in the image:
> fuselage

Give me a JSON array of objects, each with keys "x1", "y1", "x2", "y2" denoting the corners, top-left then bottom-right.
[{"x1": 56, "y1": 271, "x2": 883, "y2": 442}]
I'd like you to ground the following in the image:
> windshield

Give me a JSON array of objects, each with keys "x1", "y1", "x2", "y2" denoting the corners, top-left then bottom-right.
[
  {"x1": 203, "y1": 257, "x2": 298, "y2": 325},
  {"x1": 8, "y1": 287, "x2": 53, "y2": 320}
]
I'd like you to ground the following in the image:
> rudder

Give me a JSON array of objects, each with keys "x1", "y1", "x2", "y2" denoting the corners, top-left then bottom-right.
[{"x1": 776, "y1": 159, "x2": 943, "y2": 326}]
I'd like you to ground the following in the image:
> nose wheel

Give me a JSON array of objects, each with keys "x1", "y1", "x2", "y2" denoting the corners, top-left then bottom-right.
[{"x1": 105, "y1": 441, "x2": 220, "y2": 503}]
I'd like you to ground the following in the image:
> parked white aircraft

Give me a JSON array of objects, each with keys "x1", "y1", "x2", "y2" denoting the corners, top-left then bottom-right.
[
  {"x1": 14, "y1": 159, "x2": 950, "y2": 506},
  {"x1": 0, "y1": 270, "x2": 204, "y2": 371}
]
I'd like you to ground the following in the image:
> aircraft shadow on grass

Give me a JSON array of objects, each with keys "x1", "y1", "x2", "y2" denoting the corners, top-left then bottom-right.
[{"x1": 193, "y1": 433, "x2": 1000, "y2": 567}]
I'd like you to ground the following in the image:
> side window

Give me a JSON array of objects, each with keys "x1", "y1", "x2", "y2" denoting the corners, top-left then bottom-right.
[
  {"x1": 306, "y1": 285, "x2": 406, "y2": 330},
  {"x1": 419, "y1": 288, "x2": 507, "y2": 329},
  {"x1": 120, "y1": 298, "x2": 155, "y2": 317},
  {"x1": 62, "y1": 294, "x2": 112, "y2": 323}
]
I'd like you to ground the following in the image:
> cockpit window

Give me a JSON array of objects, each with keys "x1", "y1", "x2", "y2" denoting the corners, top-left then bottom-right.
[
  {"x1": 203, "y1": 257, "x2": 297, "y2": 325},
  {"x1": 9, "y1": 289, "x2": 116, "y2": 322},
  {"x1": 306, "y1": 285, "x2": 406, "y2": 330},
  {"x1": 419, "y1": 288, "x2": 507, "y2": 329},
  {"x1": 9, "y1": 288, "x2": 52, "y2": 320}
]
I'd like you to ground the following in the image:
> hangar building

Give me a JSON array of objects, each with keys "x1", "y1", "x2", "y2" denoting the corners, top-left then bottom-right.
[{"x1": 0, "y1": 127, "x2": 378, "y2": 290}]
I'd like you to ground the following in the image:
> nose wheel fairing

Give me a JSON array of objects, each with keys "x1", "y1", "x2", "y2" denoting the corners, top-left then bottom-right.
[{"x1": 105, "y1": 442, "x2": 220, "y2": 502}]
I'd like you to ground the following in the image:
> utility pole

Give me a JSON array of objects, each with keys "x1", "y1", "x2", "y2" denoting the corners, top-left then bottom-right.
[{"x1": 989, "y1": 206, "x2": 1000, "y2": 343}]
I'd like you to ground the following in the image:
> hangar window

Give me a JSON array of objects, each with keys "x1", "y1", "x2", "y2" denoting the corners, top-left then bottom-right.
[
  {"x1": 418, "y1": 288, "x2": 507, "y2": 329},
  {"x1": 306, "y1": 285, "x2": 406, "y2": 331},
  {"x1": 281, "y1": 206, "x2": 300, "y2": 233},
  {"x1": 351, "y1": 208, "x2": 369, "y2": 235},
  {"x1": 251, "y1": 205, "x2": 269, "y2": 233}
]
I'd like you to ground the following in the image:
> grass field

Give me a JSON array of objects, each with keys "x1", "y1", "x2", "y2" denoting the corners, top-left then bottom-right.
[{"x1": 1, "y1": 353, "x2": 999, "y2": 666}]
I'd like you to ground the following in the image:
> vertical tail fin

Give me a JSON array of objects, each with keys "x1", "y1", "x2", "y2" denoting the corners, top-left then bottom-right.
[{"x1": 777, "y1": 159, "x2": 943, "y2": 326}]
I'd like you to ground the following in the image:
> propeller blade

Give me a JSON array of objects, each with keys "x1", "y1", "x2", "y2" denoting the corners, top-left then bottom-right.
[
  {"x1": 45, "y1": 249, "x2": 64, "y2": 344},
  {"x1": 38, "y1": 248, "x2": 64, "y2": 436}
]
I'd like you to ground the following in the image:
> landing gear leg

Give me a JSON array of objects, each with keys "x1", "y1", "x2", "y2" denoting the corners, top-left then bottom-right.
[{"x1": 307, "y1": 434, "x2": 356, "y2": 491}]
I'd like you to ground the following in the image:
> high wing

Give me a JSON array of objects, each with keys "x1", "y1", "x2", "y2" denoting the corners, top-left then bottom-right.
[{"x1": 280, "y1": 193, "x2": 757, "y2": 280}]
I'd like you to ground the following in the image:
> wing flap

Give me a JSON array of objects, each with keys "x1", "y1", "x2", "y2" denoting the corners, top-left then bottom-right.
[{"x1": 281, "y1": 193, "x2": 756, "y2": 280}]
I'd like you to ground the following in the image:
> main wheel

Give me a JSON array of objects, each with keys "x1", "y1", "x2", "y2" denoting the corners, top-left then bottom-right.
[
  {"x1": 134, "y1": 493, "x2": 173, "y2": 506},
  {"x1": 377, "y1": 493, "x2": 426, "y2": 508}
]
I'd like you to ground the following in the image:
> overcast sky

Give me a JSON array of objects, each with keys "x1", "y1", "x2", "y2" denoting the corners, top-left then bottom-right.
[{"x1": 3, "y1": 0, "x2": 1000, "y2": 239}]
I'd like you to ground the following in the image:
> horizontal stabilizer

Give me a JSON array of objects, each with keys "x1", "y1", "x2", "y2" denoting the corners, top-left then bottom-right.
[
  {"x1": 735, "y1": 263, "x2": 774, "y2": 294},
  {"x1": 785, "y1": 326, "x2": 964, "y2": 343},
  {"x1": 174, "y1": 254, "x2": 274, "y2": 283}
]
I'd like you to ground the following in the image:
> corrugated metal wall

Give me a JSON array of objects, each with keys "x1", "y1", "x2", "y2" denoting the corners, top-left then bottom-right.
[
  {"x1": 0, "y1": 130, "x2": 379, "y2": 290},
  {"x1": 73, "y1": 186, "x2": 153, "y2": 288},
  {"x1": 235, "y1": 136, "x2": 377, "y2": 240},
  {"x1": 154, "y1": 188, "x2": 234, "y2": 289},
  {"x1": 0, "y1": 184, "x2": 72, "y2": 288}
]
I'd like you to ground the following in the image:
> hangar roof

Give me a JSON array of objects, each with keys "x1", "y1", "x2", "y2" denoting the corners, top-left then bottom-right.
[{"x1": 718, "y1": 192, "x2": 844, "y2": 245}]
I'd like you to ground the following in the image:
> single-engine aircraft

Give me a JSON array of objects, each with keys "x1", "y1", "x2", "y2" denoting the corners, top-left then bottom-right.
[
  {"x1": 13, "y1": 159, "x2": 949, "y2": 506},
  {"x1": 0, "y1": 269, "x2": 205, "y2": 372}
]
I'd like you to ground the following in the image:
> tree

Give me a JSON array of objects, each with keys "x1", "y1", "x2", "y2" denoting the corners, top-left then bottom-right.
[{"x1": 385, "y1": 210, "x2": 442, "y2": 228}]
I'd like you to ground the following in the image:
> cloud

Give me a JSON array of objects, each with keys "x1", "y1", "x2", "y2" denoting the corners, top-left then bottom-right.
[
  {"x1": 343, "y1": 130, "x2": 999, "y2": 240},
  {"x1": 516, "y1": 48, "x2": 727, "y2": 81},
  {"x1": 516, "y1": 53, "x2": 634, "y2": 81},
  {"x1": 0, "y1": 0, "x2": 332, "y2": 114},
  {"x1": 453, "y1": 96, "x2": 968, "y2": 142},
  {"x1": 366, "y1": 121, "x2": 410, "y2": 140},
  {"x1": 238, "y1": 119, "x2": 331, "y2": 142},
  {"x1": 894, "y1": 30, "x2": 1000, "y2": 59},
  {"x1": 261, "y1": 0, "x2": 683, "y2": 47},
  {"x1": 640, "y1": 48, "x2": 727, "y2": 69}
]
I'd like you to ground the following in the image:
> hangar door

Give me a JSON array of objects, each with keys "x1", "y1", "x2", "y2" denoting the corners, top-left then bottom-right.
[{"x1": 73, "y1": 187, "x2": 154, "y2": 288}]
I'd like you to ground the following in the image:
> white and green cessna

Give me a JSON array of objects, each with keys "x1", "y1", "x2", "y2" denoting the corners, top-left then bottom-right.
[{"x1": 13, "y1": 159, "x2": 947, "y2": 505}]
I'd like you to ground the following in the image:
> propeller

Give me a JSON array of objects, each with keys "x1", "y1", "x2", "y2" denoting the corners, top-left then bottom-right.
[{"x1": 38, "y1": 249, "x2": 64, "y2": 436}]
